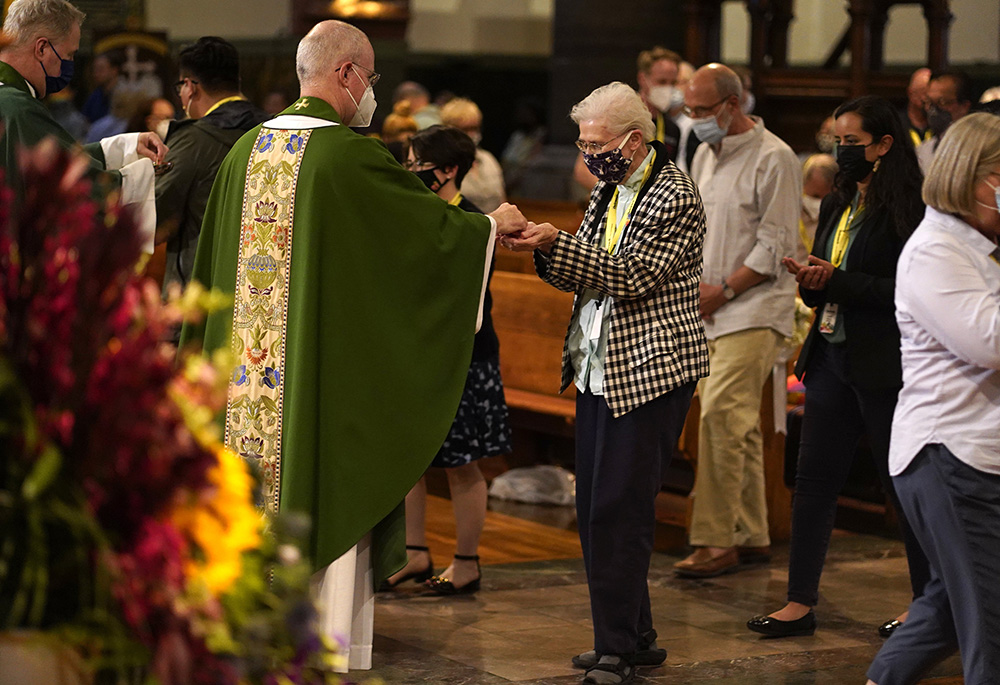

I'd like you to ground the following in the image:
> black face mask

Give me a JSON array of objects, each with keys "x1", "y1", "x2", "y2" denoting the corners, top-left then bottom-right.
[
  {"x1": 835, "y1": 144, "x2": 876, "y2": 183},
  {"x1": 926, "y1": 105, "x2": 953, "y2": 137},
  {"x1": 414, "y1": 167, "x2": 443, "y2": 193}
]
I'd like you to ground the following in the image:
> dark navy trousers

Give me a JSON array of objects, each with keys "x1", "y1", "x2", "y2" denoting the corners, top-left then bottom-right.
[
  {"x1": 575, "y1": 382, "x2": 696, "y2": 656},
  {"x1": 868, "y1": 443, "x2": 1000, "y2": 685}
]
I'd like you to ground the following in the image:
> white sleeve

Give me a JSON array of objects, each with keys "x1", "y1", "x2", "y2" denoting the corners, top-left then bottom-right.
[
  {"x1": 119, "y1": 158, "x2": 157, "y2": 254},
  {"x1": 475, "y1": 215, "x2": 498, "y2": 332},
  {"x1": 99, "y1": 132, "x2": 141, "y2": 170}
]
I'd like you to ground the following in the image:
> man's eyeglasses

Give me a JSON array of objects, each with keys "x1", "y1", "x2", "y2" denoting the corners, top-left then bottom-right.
[
  {"x1": 682, "y1": 96, "x2": 729, "y2": 119},
  {"x1": 923, "y1": 97, "x2": 958, "y2": 110},
  {"x1": 173, "y1": 78, "x2": 199, "y2": 95},
  {"x1": 338, "y1": 63, "x2": 381, "y2": 88},
  {"x1": 575, "y1": 130, "x2": 631, "y2": 155}
]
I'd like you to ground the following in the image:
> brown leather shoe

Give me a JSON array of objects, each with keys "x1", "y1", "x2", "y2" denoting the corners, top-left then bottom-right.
[
  {"x1": 673, "y1": 547, "x2": 740, "y2": 578},
  {"x1": 738, "y1": 546, "x2": 772, "y2": 565}
]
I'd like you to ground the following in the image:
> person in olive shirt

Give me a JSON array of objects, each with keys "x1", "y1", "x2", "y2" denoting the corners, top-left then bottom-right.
[{"x1": 155, "y1": 36, "x2": 268, "y2": 307}]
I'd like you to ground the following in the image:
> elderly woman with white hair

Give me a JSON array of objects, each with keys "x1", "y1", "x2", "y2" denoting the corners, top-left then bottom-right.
[
  {"x1": 865, "y1": 112, "x2": 1000, "y2": 685},
  {"x1": 500, "y1": 82, "x2": 709, "y2": 685}
]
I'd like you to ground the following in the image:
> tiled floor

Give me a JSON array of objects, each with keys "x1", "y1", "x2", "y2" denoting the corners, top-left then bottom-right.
[{"x1": 367, "y1": 527, "x2": 963, "y2": 684}]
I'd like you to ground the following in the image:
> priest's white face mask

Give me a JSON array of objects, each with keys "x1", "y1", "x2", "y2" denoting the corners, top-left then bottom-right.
[{"x1": 347, "y1": 67, "x2": 377, "y2": 128}]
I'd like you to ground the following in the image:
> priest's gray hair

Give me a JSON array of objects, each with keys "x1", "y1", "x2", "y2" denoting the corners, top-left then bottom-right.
[
  {"x1": 3, "y1": 0, "x2": 85, "y2": 46},
  {"x1": 296, "y1": 20, "x2": 369, "y2": 88},
  {"x1": 570, "y1": 82, "x2": 655, "y2": 143}
]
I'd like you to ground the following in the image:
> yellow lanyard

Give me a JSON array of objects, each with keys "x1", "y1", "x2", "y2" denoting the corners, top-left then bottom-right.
[
  {"x1": 908, "y1": 127, "x2": 931, "y2": 149},
  {"x1": 604, "y1": 151, "x2": 656, "y2": 254},
  {"x1": 830, "y1": 197, "x2": 863, "y2": 268},
  {"x1": 204, "y1": 95, "x2": 246, "y2": 116},
  {"x1": 798, "y1": 218, "x2": 813, "y2": 254},
  {"x1": 654, "y1": 112, "x2": 665, "y2": 144},
  {"x1": 448, "y1": 192, "x2": 463, "y2": 206}
]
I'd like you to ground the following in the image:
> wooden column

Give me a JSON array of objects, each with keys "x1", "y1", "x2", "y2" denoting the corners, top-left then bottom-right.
[
  {"x1": 684, "y1": 0, "x2": 722, "y2": 67},
  {"x1": 848, "y1": 0, "x2": 874, "y2": 97},
  {"x1": 747, "y1": 0, "x2": 771, "y2": 73},
  {"x1": 923, "y1": 0, "x2": 953, "y2": 69}
]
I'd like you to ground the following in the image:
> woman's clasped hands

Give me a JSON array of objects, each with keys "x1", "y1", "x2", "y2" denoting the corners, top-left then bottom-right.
[{"x1": 782, "y1": 255, "x2": 834, "y2": 291}]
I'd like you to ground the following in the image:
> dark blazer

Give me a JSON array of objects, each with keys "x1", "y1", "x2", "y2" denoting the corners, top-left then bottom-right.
[
  {"x1": 534, "y1": 140, "x2": 710, "y2": 417},
  {"x1": 794, "y1": 193, "x2": 915, "y2": 390}
]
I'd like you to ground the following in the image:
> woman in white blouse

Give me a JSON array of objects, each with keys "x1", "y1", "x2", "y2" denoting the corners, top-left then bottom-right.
[{"x1": 867, "y1": 112, "x2": 1000, "y2": 685}]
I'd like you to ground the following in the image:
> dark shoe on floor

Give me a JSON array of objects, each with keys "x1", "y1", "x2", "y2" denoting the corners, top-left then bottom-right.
[
  {"x1": 378, "y1": 545, "x2": 433, "y2": 591},
  {"x1": 746, "y1": 610, "x2": 817, "y2": 638},
  {"x1": 571, "y1": 629, "x2": 666, "y2": 669},
  {"x1": 583, "y1": 655, "x2": 635, "y2": 684},
  {"x1": 878, "y1": 619, "x2": 903, "y2": 638},
  {"x1": 673, "y1": 547, "x2": 740, "y2": 578},
  {"x1": 426, "y1": 553, "x2": 481, "y2": 595},
  {"x1": 738, "y1": 545, "x2": 772, "y2": 565}
]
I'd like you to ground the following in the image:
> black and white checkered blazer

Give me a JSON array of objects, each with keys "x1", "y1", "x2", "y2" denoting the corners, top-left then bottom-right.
[{"x1": 535, "y1": 140, "x2": 710, "y2": 417}]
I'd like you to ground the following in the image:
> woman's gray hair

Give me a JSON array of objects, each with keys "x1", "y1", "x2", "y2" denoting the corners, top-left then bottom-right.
[
  {"x1": 3, "y1": 0, "x2": 85, "y2": 46},
  {"x1": 570, "y1": 81, "x2": 655, "y2": 143},
  {"x1": 295, "y1": 20, "x2": 368, "y2": 87},
  {"x1": 923, "y1": 112, "x2": 1000, "y2": 218}
]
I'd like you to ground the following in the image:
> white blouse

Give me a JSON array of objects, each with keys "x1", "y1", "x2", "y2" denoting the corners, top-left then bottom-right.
[{"x1": 890, "y1": 207, "x2": 1000, "y2": 475}]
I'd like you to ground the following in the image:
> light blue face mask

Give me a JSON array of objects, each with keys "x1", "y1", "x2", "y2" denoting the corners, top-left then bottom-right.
[
  {"x1": 977, "y1": 179, "x2": 1000, "y2": 216},
  {"x1": 691, "y1": 103, "x2": 732, "y2": 145}
]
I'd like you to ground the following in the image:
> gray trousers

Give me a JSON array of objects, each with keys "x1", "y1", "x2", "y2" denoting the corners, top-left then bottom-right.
[{"x1": 867, "y1": 443, "x2": 1000, "y2": 685}]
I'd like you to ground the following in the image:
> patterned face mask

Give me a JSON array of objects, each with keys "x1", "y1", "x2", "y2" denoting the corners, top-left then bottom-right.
[{"x1": 582, "y1": 130, "x2": 636, "y2": 184}]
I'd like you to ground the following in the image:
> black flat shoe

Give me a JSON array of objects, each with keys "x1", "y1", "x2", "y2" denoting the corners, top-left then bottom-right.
[
  {"x1": 746, "y1": 610, "x2": 816, "y2": 638},
  {"x1": 378, "y1": 545, "x2": 433, "y2": 591},
  {"x1": 426, "y1": 553, "x2": 481, "y2": 595},
  {"x1": 878, "y1": 619, "x2": 903, "y2": 638}
]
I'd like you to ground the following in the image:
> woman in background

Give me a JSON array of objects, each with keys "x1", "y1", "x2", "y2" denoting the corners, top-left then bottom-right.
[
  {"x1": 748, "y1": 96, "x2": 929, "y2": 639},
  {"x1": 380, "y1": 125, "x2": 511, "y2": 596}
]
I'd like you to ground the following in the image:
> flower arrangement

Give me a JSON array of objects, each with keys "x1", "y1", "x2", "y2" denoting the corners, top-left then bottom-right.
[{"x1": 0, "y1": 141, "x2": 349, "y2": 684}]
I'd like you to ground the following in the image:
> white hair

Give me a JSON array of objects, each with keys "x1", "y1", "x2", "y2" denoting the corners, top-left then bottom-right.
[
  {"x1": 295, "y1": 20, "x2": 369, "y2": 88},
  {"x1": 570, "y1": 81, "x2": 655, "y2": 143},
  {"x1": 980, "y1": 86, "x2": 1000, "y2": 104},
  {"x1": 2, "y1": 0, "x2": 85, "y2": 46}
]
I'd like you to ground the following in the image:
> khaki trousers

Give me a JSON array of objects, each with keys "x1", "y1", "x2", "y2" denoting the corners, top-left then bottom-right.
[{"x1": 689, "y1": 327, "x2": 782, "y2": 548}]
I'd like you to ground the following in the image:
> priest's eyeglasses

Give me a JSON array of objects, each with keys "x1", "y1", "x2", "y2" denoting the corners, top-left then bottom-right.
[{"x1": 337, "y1": 63, "x2": 381, "y2": 88}]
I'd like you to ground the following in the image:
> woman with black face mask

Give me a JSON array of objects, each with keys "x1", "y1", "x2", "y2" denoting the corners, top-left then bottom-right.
[
  {"x1": 381, "y1": 125, "x2": 511, "y2": 597},
  {"x1": 747, "y1": 95, "x2": 929, "y2": 640}
]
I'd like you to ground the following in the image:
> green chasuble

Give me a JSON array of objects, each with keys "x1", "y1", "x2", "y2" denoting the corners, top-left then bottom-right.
[
  {"x1": 0, "y1": 61, "x2": 110, "y2": 195},
  {"x1": 180, "y1": 97, "x2": 494, "y2": 582}
]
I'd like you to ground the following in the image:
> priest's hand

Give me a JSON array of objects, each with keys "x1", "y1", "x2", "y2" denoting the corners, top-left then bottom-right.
[
  {"x1": 490, "y1": 202, "x2": 528, "y2": 237},
  {"x1": 137, "y1": 132, "x2": 169, "y2": 165},
  {"x1": 501, "y1": 221, "x2": 559, "y2": 253}
]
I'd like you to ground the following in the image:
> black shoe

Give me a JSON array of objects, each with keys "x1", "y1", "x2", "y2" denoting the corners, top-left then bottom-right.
[
  {"x1": 878, "y1": 619, "x2": 902, "y2": 638},
  {"x1": 571, "y1": 629, "x2": 666, "y2": 669},
  {"x1": 746, "y1": 610, "x2": 816, "y2": 638},
  {"x1": 378, "y1": 545, "x2": 433, "y2": 591},
  {"x1": 426, "y1": 553, "x2": 481, "y2": 595}
]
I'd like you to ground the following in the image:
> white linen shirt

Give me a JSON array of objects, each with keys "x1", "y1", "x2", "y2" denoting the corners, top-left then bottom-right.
[
  {"x1": 691, "y1": 117, "x2": 800, "y2": 340},
  {"x1": 890, "y1": 207, "x2": 1000, "y2": 476}
]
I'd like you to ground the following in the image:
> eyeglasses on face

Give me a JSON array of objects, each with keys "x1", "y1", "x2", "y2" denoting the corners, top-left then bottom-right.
[
  {"x1": 403, "y1": 159, "x2": 436, "y2": 171},
  {"x1": 575, "y1": 130, "x2": 632, "y2": 155},
  {"x1": 337, "y1": 63, "x2": 381, "y2": 88},
  {"x1": 682, "y1": 96, "x2": 729, "y2": 119},
  {"x1": 173, "y1": 78, "x2": 199, "y2": 95}
]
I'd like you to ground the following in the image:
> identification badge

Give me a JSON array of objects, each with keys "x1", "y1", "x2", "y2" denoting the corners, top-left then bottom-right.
[{"x1": 819, "y1": 303, "x2": 838, "y2": 334}]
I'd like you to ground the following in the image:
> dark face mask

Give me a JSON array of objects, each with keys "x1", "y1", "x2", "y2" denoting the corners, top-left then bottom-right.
[
  {"x1": 40, "y1": 40, "x2": 74, "y2": 95},
  {"x1": 926, "y1": 105, "x2": 953, "y2": 137},
  {"x1": 582, "y1": 137, "x2": 634, "y2": 185},
  {"x1": 414, "y1": 167, "x2": 443, "y2": 193},
  {"x1": 834, "y1": 143, "x2": 876, "y2": 183}
]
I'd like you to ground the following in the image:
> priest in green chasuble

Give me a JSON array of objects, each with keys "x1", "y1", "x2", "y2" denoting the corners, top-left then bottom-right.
[
  {"x1": 180, "y1": 20, "x2": 527, "y2": 671},
  {"x1": 0, "y1": 0, "x2": 167, "y2": 250}
]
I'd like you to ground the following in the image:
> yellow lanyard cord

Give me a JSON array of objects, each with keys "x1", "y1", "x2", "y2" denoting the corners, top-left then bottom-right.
[
  {"x1": 799, "y1": 217, "x2": 813, "y2": 254},
  {"x1": 204, "y1": 95, "x2": 246, "y2": 116},
  {"x1": 908, "y1": 127, "x2": 932, "y2": 149},
  {"x1": 830, "y1": 197, "x2": 863, "y2": 268},
  {"x1": 448, "y1": 192, "x2": 463, "y2": 206},
  {"x1": 654, "y1": 112, "x2": 665, "y2": 144},
  {"x1": 604, "y1": 151, "x2": 656, "y2": 254}
]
